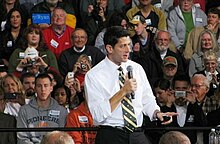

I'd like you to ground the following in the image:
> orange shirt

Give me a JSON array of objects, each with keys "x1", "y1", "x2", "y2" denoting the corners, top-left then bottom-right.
[{"x1": 66, "y1": 102, "x2": 96, "y2": 144}]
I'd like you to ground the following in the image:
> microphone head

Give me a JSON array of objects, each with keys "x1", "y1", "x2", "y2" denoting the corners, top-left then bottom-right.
[{"x1": 127, "y1": 65, "x2": 133, "y2": 72}]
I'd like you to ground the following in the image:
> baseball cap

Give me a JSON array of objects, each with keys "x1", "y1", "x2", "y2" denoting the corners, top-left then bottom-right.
[
  {"x1": 129, "y1": 15, "x2": 146, "y2": 25},
  {"x1": 163, "y1": 56, "x2": 177, "y2": 67}
]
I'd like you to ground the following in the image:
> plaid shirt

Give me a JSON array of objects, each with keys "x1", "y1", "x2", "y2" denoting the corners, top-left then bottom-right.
[{"x1": 198, "y1": 95, "x2": 219, "y2": 115}]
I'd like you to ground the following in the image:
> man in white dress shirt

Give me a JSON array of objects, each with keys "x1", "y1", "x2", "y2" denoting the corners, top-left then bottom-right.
[{"x1": 84, "y1": 26, "x2": 177, "y2": 144}]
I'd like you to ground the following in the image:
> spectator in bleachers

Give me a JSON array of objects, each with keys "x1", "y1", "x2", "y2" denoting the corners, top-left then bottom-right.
[
  {"x1": 85, "y1": 0, "x2": 117, "y2": 45},
  {"x1": 188, "y1": 29, "x2": 220, "y2": 77},
  {"x1": 126, "y1": 0, "x2": 167, "y2": 37},
  {"x1": 31, "y1": 0, "x2": 76, "y2": 29},
  {"x1": 42, "y1": 7, "x2": 74, "y2": 59},
  {"x1": 0, "y1": 0, "x2": 28, "y2": 32},
  {"x1": 8, "y1": 24, "x2": 59, "y2": 74},
  {"x1": 194, "y1": 50, "x2": 220, "y2": 97},
  {"x1": 70, "y1": 0, "x2": 125, "y2": 29},
  {"x1": 19, "y1": 0, "x2": 43, "y2": 15},
  {"x1": 135, "y1": 30, "x2": 184, "y2": 87},
  {"x1": 206, "y1": 0, "x2": 220, "y2": 14},
  {"x1": 52, "y1": 85, "x2": 71, "y2": 113},
  {"x1": 95, "y1": 11, "x2": 128, "y2": 55},
  {"x1": 58, "y1": 28, "x2": 105, "y2": 77},
  {"x1": 129, "y1": 15, "x2": 154, "y2": 62},
  {"x1": 191, "y1": 74, "x2": 219, "y2": 115},
  {"x1": 1, "y1": 73, "x2": 25, "y2": 117},
  {"x1": 20, "y1": 72, "x2": 36, "y2": 103},
  {"x1": 173, "y1": 0, "x2": 206, "y2": 12},
  {"x1": 17, "y1": 73, "x2": 68, "y2": 144},
  {"x1": 0, "y1": 88, "x2": 17, "y2": 144},
  {"x1": 167, "y1": 0, "x2": 207, "y2": 53},
  {"x1": 184, "y1": 7, "x2": 220, "y2": 60},
  {"x1": 46, "y1": 69, "x2": 63, "y2": 87},
  {"x1": 132, "y1": 0, "x2": 174, "y2": 17},
  {"x1": 0, "y1": 8, "x2": 25, "y2": 66}
]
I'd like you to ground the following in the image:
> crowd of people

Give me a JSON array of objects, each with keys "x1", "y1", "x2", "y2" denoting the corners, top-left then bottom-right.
[{"x1": 0, "y1": 0, "x2": 220, "y2": 144}]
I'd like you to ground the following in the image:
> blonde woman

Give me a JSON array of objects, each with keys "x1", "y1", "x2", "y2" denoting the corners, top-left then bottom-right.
[
  {"x1": 1, "y1": 73, "x2": 25, "y2": 117},
  {"x1": 189, "y1": 29, "x2": 220, "y2": 77}
]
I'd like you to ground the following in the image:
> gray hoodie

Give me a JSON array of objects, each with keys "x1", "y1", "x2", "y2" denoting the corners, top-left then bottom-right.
[{"x1": 17, "y1": 97, "x2": 68, "y2": 144}]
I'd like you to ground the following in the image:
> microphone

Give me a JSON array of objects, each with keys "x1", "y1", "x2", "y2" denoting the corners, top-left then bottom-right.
[{"x1": 127, "y1": 66, "x2": 135, "y2": 99}]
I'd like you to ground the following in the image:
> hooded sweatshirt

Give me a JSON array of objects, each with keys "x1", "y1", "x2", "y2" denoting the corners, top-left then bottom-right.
[{"x1": 17, "y1": 97, "x2": 68, "y2": 144}]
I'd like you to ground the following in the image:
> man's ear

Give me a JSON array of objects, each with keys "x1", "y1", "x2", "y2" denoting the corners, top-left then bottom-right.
[{"x1": 105, "y1": 44, "x2": 113, "y2": 54}]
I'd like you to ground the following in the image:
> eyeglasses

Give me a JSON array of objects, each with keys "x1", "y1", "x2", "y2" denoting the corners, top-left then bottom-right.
[{"x1": 191, "y1": 84, "x2": 206, "y2": 89}]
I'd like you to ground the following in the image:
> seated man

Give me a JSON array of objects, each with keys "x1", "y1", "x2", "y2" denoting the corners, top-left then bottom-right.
[
  {"x1": 159, "y1": 131, "x2": 191, "y2": 144},
  {"x1": 58, "y1": 28, "x2": 105, "y2": 77},
  {"x1": 42, "y1": 7, "x2": 74, "y2": 59},
  {"x1": 17, "y1": 73, "x2": 68, "y2": 144},
  {"x1": 40, "y1": 131, "x2": 74, "y2": 144}
]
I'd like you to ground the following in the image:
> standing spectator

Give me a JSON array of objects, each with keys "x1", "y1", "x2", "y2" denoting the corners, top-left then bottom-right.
[
  {"x1": 17, "y1": 73, "x2": 68, "y2": 144},
  {"x1": 167, "y1": 0, "x2": 207, "y2": 52},
  {"x1": 126, "y1": 0, "x2": 167, "y2": 36},
  {"x1": 184, "y1": 7, "x2": 220, "y2": 60},
  {"x1": 8, "y1": 24, "x2": 59, "y2": 73},
  {"x1": 58, "y1": 28, "x2": 105, "y2": 77},
  {"x1": 189, "y1": 29, "x2": 220, "y2": 77},
  {"x1": 42, "y1": 7, "x2": 74, "y2": 59},
  {"x1": 31, "y1": 0, "x2": 76, "y2": 29},
  {"x1": 0, "y1": 8, "x2": 25, "y2": 66}
]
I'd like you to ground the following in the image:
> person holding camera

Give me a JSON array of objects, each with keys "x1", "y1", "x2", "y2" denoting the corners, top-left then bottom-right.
[
  {"x1": 58, "y1": 28, "x2": 105, "y2": 77},
  {"x1": 0, "y1": 74, "x2": 26, "y2": 117},
  {"x1": 154, "y1": 74, "x2": 207, "y2": 144},
  {"x1": 64, "y1": 54, "x2": 92, "y2": 108},
  {"x1": 8, "y1": 24, "x2": 59, "y2": 76}
]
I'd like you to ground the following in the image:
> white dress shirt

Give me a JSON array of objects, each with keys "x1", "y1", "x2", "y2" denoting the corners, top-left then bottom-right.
[{"x1": 85, "y1": 57, "x2": 160, "y2": 127}]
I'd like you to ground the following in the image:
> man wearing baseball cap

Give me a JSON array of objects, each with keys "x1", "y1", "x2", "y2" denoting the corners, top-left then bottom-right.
[
  {"x1": 129, "y1": 15, "x2": 155, "y2": 62},
  {"x1": 162, "y1": 56, "x2": 178, "y2": 86}
]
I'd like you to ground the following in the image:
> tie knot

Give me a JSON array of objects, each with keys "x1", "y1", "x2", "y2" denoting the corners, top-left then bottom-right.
[{"x1": 118, "y1": 66, "x2": 123, "y2": 72}]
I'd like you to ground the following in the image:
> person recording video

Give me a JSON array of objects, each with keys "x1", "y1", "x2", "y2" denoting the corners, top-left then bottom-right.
[{"x1": 84, "y1": 26, "x2": 177, "y2": 144}]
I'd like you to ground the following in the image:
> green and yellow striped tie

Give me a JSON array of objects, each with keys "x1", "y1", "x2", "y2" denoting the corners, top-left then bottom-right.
[{"x1": 118, "y1": 66, "x2": 137, "y2": 132}]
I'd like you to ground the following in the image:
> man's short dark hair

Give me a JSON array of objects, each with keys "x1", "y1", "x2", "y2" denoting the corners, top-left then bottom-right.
[
  {"x1": 35, "y1": 73, "x2": 52, "y2": 85},
  {"x1": 172, "y1": 74, "x2": 190, "y2": 89},
  {"x1": 20, "y1": 72, "x2": 35, "y2": 83},
  {"x1": 208, "y1": 7, "x2": 220, "y2": 18},
  {"x1": 104, "y1": 26, "x2": 130, "y2": 48}
]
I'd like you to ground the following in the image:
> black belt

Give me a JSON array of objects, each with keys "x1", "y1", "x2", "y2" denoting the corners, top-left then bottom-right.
[{"x1": 100, "y1": 125, "x2": 143, "y2": 133}]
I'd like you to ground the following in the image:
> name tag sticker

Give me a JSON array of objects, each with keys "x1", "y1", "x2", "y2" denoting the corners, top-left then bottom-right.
[
  {"x1": 194, "y1": 3, "x2": 201, "y2": 8},
  {"x1": 78, "y1": 116, "x2": 88, "y2": 123},
  {"x1": 145, "y1": 19, "x2": 152, "y2": 25},
  {"x1": 19, "y1": 52, "x2": 25, "y2": 58},
  {"x1": 50, "y1": 39, "x2": 59, "y2": 48},
  {"x1": 154, "y1": 3, "x2": 161, "y2": 9},
  {"x1": 49, "y1": 110, "x2": 60, "y2": 116},
  {"x1": 7, "y1": 41, "x2": 13, "y2": 47},
  {"x1": 196, "y1": 18, "x2": 203, "y2": 22}
]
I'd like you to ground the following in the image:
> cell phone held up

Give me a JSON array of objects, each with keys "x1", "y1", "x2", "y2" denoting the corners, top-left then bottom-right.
[{"x1": 4, "y1": 93, "x2": 18, "y2": 99}]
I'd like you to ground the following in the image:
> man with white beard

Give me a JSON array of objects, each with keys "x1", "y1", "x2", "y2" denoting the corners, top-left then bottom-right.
[{"x1": 135, "y1": 30, "x2": 185, "y2": 87}]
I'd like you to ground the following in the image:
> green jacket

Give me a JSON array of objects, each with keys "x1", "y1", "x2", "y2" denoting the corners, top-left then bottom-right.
[{"x1": 8, "y1": 48, "x2": 59, "y2": 73}]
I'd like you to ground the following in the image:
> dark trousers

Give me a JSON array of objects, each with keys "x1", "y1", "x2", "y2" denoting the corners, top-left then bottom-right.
[{"x1": 95, "y1": 126, "x2": 152, "y2": 144}]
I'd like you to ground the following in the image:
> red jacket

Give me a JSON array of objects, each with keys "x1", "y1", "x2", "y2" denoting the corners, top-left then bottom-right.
[
  {"x1": 66, "y1": 102, "x2": 96, "y2": 144},
  {"x1": 42, "y1": 26, "x2": 74, "y2": 59}
]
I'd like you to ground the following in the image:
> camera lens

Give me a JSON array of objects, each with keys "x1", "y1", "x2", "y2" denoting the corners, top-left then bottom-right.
[{"x1": 81, "y1": 63, "x2": 86, "y2": 69}]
